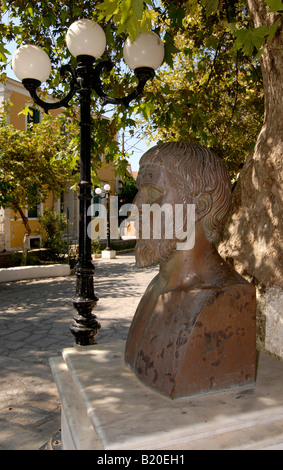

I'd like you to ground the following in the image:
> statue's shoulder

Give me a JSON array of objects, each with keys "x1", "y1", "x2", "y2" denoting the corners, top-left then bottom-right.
[
  {"x1": 160, "y1": 279, "x2": 255, "y2": 315},
  {"x1": 188, "y1": 255, "x2": 253, "y2": 294},
  {"x1": 201, "y1": 281, "x2": 256, "y2": 312}
]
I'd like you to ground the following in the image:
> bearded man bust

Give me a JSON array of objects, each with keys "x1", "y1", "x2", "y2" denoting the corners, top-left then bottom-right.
[{"x1": 125, "y1": 142, "x2": 256, "y2": 399}]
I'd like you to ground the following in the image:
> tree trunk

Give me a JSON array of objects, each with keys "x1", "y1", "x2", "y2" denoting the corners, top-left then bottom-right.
[
  {"x1": 219, "y1": 0, "x2": 283, "y2": 358},
  {"x1": 14, "y1": 204, "x2": 31, "y2": 266}
]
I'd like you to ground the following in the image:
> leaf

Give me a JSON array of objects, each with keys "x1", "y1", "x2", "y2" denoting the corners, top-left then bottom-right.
[
  {"x1": 101, "y1": 1, "x2": 118, "y2": 21},
  {"x1": 201, "y1": 0, "x2": 220, "y2": 15},
  {"x1": 267, "y1": 18, "x2": 280, "y2": 42},
  {"x1": 206, "y1": 36, "x2": 219, "y2": 50},
  {"x1": 233, "y1": 26, "x2": 269, "y2": 55},
  {"x1": 132, "y1": 0, "x2": 144, "y2": 19},
  {"x1": 227, "y1": 23, "x2": 237, "y2": 34},
  {"x1": 252, "y1": 25, "x2": 270, "y2": 48},
  {"x1": 0, "y1": 43, "x2": 9, "y2": 63},
  {"x1": 18, "y1": 105, "x2": 32, "y2": 116},
  {"x1": 124, "y1": 14, "x2": 140, "y2": 42},
  {"x1": 140, "y1": 102, "x2": 154, "y2": 119},
  {"x1": 168, "y1": 4, "x2": 186, "y2": 27},
  {"x1": 27, "y1": 6, "x2": 34, "y2": 18},
  {"x1": 96, "y1": 0, "x2": 117, "y2": 10},
  {"x1": 120, "y1": 0, "x2": 132, "y2": 25},
  {"x1": 96, "y1": 0, "x2": 118, "y2": 21},
  {"x1": 164, "y1": 32, "x2": 180, "y2": 67},
  {"x1": 265, "y1": 0, "x2": 283, "y2": 12}
]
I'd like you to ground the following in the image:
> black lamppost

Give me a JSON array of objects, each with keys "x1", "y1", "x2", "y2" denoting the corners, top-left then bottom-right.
[
  {"x1": 95, "y1": 184, "x2": 112, "y2": 251},
  {"x1": 12, "y1": 18, "x2": 164, "y2": 346}
]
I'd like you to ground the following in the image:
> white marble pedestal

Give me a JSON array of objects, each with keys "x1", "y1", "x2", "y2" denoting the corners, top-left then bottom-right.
[
  {"x1": 101, "y1": 250, "x2": 116, "y2": 259},
  {"x1": 50, "y1": 341, "x2": 283, "y2": 450}
]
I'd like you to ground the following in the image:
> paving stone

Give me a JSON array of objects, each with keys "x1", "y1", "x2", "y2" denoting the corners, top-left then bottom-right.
[{"x1": 0, "y1": 254, "x2": 157, "y2": 450}]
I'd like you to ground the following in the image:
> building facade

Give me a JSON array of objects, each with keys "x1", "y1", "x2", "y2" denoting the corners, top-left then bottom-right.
[{"x1": 0, "y1": 77, "x2": 119, "y2": 252}]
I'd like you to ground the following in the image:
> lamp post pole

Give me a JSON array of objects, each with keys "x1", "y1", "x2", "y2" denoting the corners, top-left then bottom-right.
[
  {"x1": 71, "y1": 56, "x2": 100, "y2": 345},
  {"x1": 105, "y1": 190, "x2": 111, "y2": 251},
  {"x1": 12, "y1": 19, "x2": 164, "y2": 346},
  {"x1": 95, "y1": 184, "x2": 111, "y2": 251}
]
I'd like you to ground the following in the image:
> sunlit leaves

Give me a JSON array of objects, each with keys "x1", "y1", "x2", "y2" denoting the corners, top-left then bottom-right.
[
  {"x1": 231, "y1": 0, "x2": 283, "y2": 57},
  {"x1": 0, "y1": 0, "x2": 276, "y2": 182},
  {"x1": 135, "y1": 9, "x2": 264, "y2": 177},
  {"x1": 96, "y1": 0, "x2": 156, "y2": 41},
  {"x1": 200, "y1": 0, "x2": 220, "y2": 16},
  {"x1": 0, "y1": 43, "x2": 9, "y2": 63},
  {"x1": 0, "y1": 109, "x2": 78, "y2": 213}
]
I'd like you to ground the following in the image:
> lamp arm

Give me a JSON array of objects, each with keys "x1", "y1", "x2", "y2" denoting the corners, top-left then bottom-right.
[
  {"x1": 92, "y1": 61, "x2": 154, "y2": 107},
  {"x1": 22, "y1": 64, "x2": 79, "y2": 114}
]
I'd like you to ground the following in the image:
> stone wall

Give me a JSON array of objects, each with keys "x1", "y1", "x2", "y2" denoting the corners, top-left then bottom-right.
[
  {"x1": 0, "y1": 208, "x2": 6, "y2": 252},
  {"x1": 257, "y1": 286, "x2": 283, "y2": 361},
  {"x1": 0, "y1": 264, "x2": 71, "y2": 283}
]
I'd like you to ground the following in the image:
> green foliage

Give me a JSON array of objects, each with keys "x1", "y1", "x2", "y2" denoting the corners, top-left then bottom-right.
[
  {"x1": 90, "y1": 110, "x2": 135, "y2": 183},
  {"x1": 0, "y1": 102, "x2": 78, "y2": 264},
  {"x1": 0, "y1": 107, "x2": 78, "y2": 214},
  {"x1": 91, "y1": 238, "x2": 102, "y2": 254},
  {"x1": 96, "y1": 0, "x2": 156, "y2": 41},
  {"x1": 265, "y1": 0, "x2": 283, "y2": 13},
  {"x1": 0, "y1": 178, "x2": 16, "y2": 208},
  {"x1": 133, "y1": 2, "x2": 264, "y2": 177},
  {"x1": 9, "y1": 251, "x2": 40, "y2": 267},
  {"x1": 1, "y1": 0, "x2": 281, "y2": 181},
  {"x1": 233, "y1": 26, "x2": 270, "y2": 56},
  {"x1": 118, "y1": 176, "x2": 138, "y2": 205},
  {"x1": 38, "y1": 207, "x2": 68, "y2": 261}
]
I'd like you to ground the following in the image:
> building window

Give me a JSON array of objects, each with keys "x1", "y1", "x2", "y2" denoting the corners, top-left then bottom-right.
[
  {"x1": 28, "y1": 205, "x2": 38, "y2": 219},
  {"x1": 60, "y1": 191, "x2": 64, "y2": 214},
  {"x1": 29, "y1": 236, "x2": 41, "y2": 249},
  {"x1": 26, "y1": 107, "x2": 41, "y2": 129}
]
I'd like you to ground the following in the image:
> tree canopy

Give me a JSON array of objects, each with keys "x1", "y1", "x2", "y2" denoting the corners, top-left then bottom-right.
[
  {"x1": 0, "y1": 108, "x2": 77, "y2": 209},
  {"x1": 0, "y1": 104, "x2": 78, "y2": 259},
  {"x1": 0, "y1": 0, "x2": 282, "y2": 177}
]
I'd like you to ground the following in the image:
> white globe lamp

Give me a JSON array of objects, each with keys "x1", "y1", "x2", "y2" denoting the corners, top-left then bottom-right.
[
  {"x1": 12, "y1": 45, "x2": 51, "y2": 83},
  {"x1": 123, "y1": 32, "x2": 164, "y2": 71},
  {"x1": 66, "y1": 19, "x2": 106, "y2": 59}
]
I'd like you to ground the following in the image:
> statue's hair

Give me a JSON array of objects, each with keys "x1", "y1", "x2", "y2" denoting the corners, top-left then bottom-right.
[{"x1": 139, "y1": 142, "x2": 232, "y2": 241}]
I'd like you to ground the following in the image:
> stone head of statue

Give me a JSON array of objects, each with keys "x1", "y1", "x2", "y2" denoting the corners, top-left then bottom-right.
[{"x1": 134, "y1": 142, "x2": 232, "y2": 268}]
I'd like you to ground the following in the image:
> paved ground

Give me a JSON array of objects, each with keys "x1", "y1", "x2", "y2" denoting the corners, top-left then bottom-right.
[{"x1": 0, "y1": 254, "x2": 158, "y2": 450}]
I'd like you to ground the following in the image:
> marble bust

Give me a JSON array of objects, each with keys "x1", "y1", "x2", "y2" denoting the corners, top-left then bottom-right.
[{"x1": 125, "y1": 142, "x2": 256, "y2": 399}]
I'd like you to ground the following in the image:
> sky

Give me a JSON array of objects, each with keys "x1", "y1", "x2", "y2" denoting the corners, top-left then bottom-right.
[{"x1": 117, "y1": 126, "x2": 152, "y2": 172}]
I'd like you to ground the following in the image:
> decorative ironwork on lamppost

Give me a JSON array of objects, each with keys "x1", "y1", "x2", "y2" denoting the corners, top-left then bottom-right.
[
  {"x1": 95, "y1": 184, "x2": 112, "y2": 251},
  {"x1": 12, "y1": 18, "x2": 164, "y2": 346}
]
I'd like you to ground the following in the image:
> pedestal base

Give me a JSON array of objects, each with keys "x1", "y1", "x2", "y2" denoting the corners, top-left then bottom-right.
[
  {"x1": 101, "y1": 250, "x2": 116, "y2": 259},
  {"x1": 50, "y1": 341, "x2": 283, "y2": 450}
]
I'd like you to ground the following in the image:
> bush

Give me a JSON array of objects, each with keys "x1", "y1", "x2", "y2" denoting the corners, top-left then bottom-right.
[
  {"x1": 38, "y1": 208, "x2": 68, "y2": 262},
  {"x1": 91, "y1": 238, "x2": 102, "y2": 254},
  {"x1": 9, "y1": 251, "x2": 40, "y2": 267}
]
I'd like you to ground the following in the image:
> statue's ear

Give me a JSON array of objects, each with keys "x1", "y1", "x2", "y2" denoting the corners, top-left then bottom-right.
[{"x1": 195, "y1": 193, "x2": 213, "y2": 219}]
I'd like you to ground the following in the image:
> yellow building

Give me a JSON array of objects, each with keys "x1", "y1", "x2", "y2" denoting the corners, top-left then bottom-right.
[{"x1": 0, "y1": 77, "x2": 119, "y2": 252}]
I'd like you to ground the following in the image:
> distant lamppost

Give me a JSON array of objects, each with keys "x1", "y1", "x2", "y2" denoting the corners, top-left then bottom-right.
[
  {"x1": 12, "y1": 18, "x2": 164, "y2": 346},
  {"x1": 95, "y1": 184, "x2": 112, "y2": 251}
]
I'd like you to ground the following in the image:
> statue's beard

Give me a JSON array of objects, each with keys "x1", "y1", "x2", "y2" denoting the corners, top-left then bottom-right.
[{"x1": 135, "y1": 238, "x2": 178, "y2": 268}]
